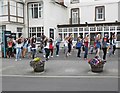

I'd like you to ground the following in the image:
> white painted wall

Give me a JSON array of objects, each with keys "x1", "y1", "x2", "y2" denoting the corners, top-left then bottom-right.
[
  {"x1": 68, "y1": 1, "x2": 119, "y2": 24},
  {"x1": 105, "y1": 3, "x2": 118, "y2": 23},
  {"x1": 6, "y1": 24, "x2": 25, "y2": 37},
  {"x1": 44, "y1": 0, "x2": 68, "y2": 38},
  {"x1": 28, "y1": 0, "x2": 68, "y2": 38}
]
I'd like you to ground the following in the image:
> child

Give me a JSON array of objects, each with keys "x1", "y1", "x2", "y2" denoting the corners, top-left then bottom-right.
[{"x1": 49, "y1": 38, "x2": 54, "y2": 57}]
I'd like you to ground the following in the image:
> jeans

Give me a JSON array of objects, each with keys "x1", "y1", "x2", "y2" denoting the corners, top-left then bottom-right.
[
  {"x1": 8, "y1": 48, "x2": 12, "y2": 58},
  {"x1": 84, "y1": 46, "x2": 88, "y2": 58},
  {"x1": 31, "y1": 49, "x2": 36, "y2": 59},
  {"x1": 49, "y1": 49, "x2": 53, "y2": 56},
  {"x1": 109, "y1": 45, "x2": 113, "y2": 56},
  {"x1": 45, "y1": 48, "x2": 50, "y2": 59},
  {"x1": 102, "y1": 47, "x2": 107, "y2": 60},
  {"x1": 77, "y1": 48, "x2": 81, "y2": 57},
  {"x1": 68, "y1": 43, "x2": 72, "y2": 53},
  {"x1": 56, "y1": 44, "x2": 59, "y2": 55},
  {"x1": 113, "y1": 45, "x2": 116, "y2": 55},
  {"x1": 16, "y1": 47, "x2": 21, "y2": 60}
]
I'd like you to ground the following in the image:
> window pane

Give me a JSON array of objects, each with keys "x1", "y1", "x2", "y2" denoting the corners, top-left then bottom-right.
[
  {"x1": 2, "y1": 5, "x2": 8, "y2": 15},
  {"x1": 96, "y1": 6, "x2": 104, "y2": 20},
  {"x1": 32, "y1": 33, "x2": 36, "y2": 37},
  {"x1": 17, "y1": 3, "x2": 23, "y2": 17},
  {"x1": 74, "y1": 33, "x2": 78, "y2": 41},
  {"x1": 28, "y1": 3, "x2": 43, "y2": 18},
  {"x1": 64, "y1": 33, "x2": 67, "y2": 39},
  {"x1": 37, "y1": 27, "x2": 41, "y2": 32},
  {"x1": 71, "y1": 8, "x2": 79, "y2": 24},
  {"x1": 34, "y1": 7, "x2": 38, "y2": 18},
  {"x1": 10, "y1": 6, "x2": 16, "y2": 15},
  {"x1": 37, "y1": 33, "x2": 41, "y2": 37},
  {"x1": 117, "y1": 32, "x2": 120, "y2": 41},
  {"x1": 71, "y1": 0, "x2": 79, "y2": 4},
  {"x1": 32, "y1": 27, "x2": 36, "y2": 32}
]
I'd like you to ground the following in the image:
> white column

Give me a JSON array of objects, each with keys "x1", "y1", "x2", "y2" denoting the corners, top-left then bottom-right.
[{"x1": 83, "y1": 27, "x2": 85, "y2": 38}]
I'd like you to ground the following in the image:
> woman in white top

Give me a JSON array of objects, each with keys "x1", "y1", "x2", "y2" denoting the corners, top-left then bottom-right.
[
  {"x1": 64, "y1": 36, "x2": 69, "y2": 57},
  {"x1": 14, "y1": 37, "x2": 23, "y2": 61},
  {"x1": 44, "y1": 38, "x2": 50, "y2": 61}
]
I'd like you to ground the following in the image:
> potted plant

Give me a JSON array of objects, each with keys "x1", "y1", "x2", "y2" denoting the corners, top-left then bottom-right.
[
  {"x1": 30, "y1": 57, "x2": 45, "y2": 72},
  {"x1": 88, "y1": 56, "x2": 106, "y2": 72}
]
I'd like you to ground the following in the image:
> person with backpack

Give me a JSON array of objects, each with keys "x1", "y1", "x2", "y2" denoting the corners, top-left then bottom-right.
[{"x1": 76, "y1": 37, "x2": 82, "y2": 58}]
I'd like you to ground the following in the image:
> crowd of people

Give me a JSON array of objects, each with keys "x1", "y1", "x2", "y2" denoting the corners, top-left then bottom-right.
[{"x1": 6, "y1": 33, "x2": 117, "y2": 61}]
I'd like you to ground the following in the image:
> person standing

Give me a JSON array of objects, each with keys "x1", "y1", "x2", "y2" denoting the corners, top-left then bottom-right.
[
  {"x1": 64, "y1": 36, "x2": 69, "y2": 57},
  {"x1": 84, "y1": 34, "x2": 89, "y2": 60},
  {"x1": 95, "y1": 34, "x2": 101, "y2": 57},
  {"x1": 55, "y1": 35, "x2": 61, "y2": 56},
  {"x1": 76, "y1": 37, "x2": 82, "y2": 58},
  {"x1": 44, "y1": 38, "x2": 50, "y2": 61},
  {"x1": 102, "y1": 36, "x2": 108, "y2": 60},
  {"x1": 67, "y1": 34, "x2": 73, "y2": 56},
  {"x1": 14, "y1": 36, "x2": 23, "y2": 61},
  {"x1": 49, "y1": 38, "x2": 54, "y2": 57},
  {"x1": 22, "y1": 38, "x2": 28, "y2": 58},
  {"x1": 112, "y1": 34, "x2": 117, "y2": 55},
  {"x1": 7, "y1": 37, "x2": 13, "y2": 58},
  {"x1": 30, "y1": 35, "x2": 36, "y2": 59}
]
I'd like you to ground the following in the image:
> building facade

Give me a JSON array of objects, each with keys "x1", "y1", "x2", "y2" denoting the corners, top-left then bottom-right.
[
  {"x1": 0, "y1": 0, "x2": 120, "y2": 46},
  {"x1": 58, "y1": 0, "x2": 120, "y2": 47}
]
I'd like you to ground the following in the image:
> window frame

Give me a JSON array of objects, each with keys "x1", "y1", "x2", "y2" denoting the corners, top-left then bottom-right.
[
  {"x1": 95, "y1": 6, "x2": 105, "y2": 21},
  {"x1": 28, "y1": 2, "x2": 43, "y2": 19},
  {"x1": 71, "y1": 8, "x2": 80, "y2": 24},
  {"x1": 70, "y1": 0, "x2": 79, "y2": 4},
  {"x1": 29, "y1": 27, "x2": 44, "y2": 39}
]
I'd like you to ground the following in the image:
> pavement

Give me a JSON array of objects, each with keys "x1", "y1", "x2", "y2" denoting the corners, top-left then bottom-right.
[
  {"x1": 1, "y1": 49, "x2": 119, "y2": 91},
  {"x1": 1, "y1": 48, "x2": 119, "y2": 77}
]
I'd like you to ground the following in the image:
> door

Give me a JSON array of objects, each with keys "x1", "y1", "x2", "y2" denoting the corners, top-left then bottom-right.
[{"x1": 49, "y1": 28, "x2": 54, "y2": 39}]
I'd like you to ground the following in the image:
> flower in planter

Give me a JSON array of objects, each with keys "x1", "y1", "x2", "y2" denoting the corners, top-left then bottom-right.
[
  {"x1": 30, "y1": 57, "x2": 45, "y2": 69},
  {"x1": 88, "y1": 56, "x2": 106, "y2": 66}
]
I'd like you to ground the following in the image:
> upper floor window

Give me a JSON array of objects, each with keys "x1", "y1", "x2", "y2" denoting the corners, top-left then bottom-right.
[
  {"x1": 71, "y1": 8, "x2": 79, "y2": 24},
  {"x1": 17, "y1": 3, "x2": 24, "y2": 17},
  {"x1": 0, "y1": 0, "x2": 8, "y2": 15},
  {"x1": 28, "y1": 2, "x2": 43, "y2": 19},
  {"x1": 70, "y1": 0, "x2": 79, "y2": 4},
  {"x1": 95, "y1": 6, "x2": 105, "y2": 21}
]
